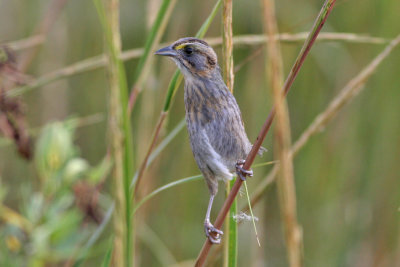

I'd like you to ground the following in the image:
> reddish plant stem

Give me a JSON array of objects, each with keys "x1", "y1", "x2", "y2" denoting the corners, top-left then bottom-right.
[
  {"x1": 128, "y1": 85, "x2": 139, "y2": 114},
  {"x1": 134, "y1": 111, "x2": 167, "y2": 195},
  {"x1": 195, "y1": 0, "x2": 336, "y2": 266}
]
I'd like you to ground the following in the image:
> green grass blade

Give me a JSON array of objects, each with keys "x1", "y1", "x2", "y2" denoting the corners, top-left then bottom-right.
[
  {"x1": 133, "y1": 175, "x2": 202, "y2": 215},
  {"x1": 222, "y1": 0, "x2": 235, "y2": 264},
  {"x1": 195, "y1": 0, "x2": 223, "y2": 38},
  {"x1": 101, "y1": 245, "x2": 113, "y2": 267},
  {"x1": 73, "y1": 204, "x2": 114, "y2": 266},
  {"x1": 162, "y1": 70, "x2": 182, "y2": 112},
  {"x1": 137, "y1": 223, "x2": 177, "y2": 266},
  {"x1": 132, "y1": 0, "x2": 177, "y2": 88},
  {"x1": 130, "y1": 118, "x2": 185, "y2": 187},
  {"x1": 147, "y1": 118, "x2": 186, "y2": 164},
  {"x1": 244, "y1": 181, "x2": 260, "y2": 247},
  {"x1": 227, "y1": 179, "x2": 238, "y2": 267},
  {"x1": 93, "y1": 0, "x2": 134, "y2": 266}
]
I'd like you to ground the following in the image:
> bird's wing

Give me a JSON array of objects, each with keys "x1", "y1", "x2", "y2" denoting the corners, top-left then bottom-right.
[
  {"x1": 186, "y1": 113, "x2": 233, "y2": 182},
  {"x1": 202, "y1": 100, "x2": 252, "y2": 165}
]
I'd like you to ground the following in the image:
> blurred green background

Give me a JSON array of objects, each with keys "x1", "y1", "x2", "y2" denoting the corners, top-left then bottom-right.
[{"x1": 0, "y1": 0, "x2": 399, "y2": 266}]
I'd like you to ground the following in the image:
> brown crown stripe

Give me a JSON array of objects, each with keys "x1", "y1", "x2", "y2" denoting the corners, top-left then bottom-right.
[{"x1": 172, "y1": 38, "x2": 209, "y2": 49}]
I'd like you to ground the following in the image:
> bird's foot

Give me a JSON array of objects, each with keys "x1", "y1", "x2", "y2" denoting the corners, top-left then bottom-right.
[
  {"x1": 235, "y1": 160, "x2": 253, "y2": 181},
  {"x1": 204, "y1": 220, "x2": 223, "y2": 244}
]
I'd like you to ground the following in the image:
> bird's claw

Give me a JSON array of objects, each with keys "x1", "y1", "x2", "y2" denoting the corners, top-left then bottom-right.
[
  {"x1": 204, "y1": 221, "x2": 223, "y2": 244},
  {"x1": 235, "y1": 160, "x2": 253, "y2": 181}
]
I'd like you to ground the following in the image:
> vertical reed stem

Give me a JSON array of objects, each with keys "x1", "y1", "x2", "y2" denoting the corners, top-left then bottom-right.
[
  {"x1": 263, "y1": 0, "x2": 303, "y2": 266},
  {"x1": 222, "y1": 0, "x2": 234, "y2": 93},
  {"x1": 222, "y1": 0, "x2": 237, "y2": 266},
  {"x1": 107, "y1": 11, "x2": 126, "y2": 267},
  {"x1": 102, "y1": 0, "x2": 134, "y2": 265}
]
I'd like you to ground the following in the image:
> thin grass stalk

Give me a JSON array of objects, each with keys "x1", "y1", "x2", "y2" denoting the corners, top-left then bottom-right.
[
  {"x1": 137, "y1": 223, "x2": 178, "y2": 266},
  {"x1": 134, "y1": 111, "x2": 167, "y2": 194},
  {"x1": 4, "y1": 35, "x2": 45, "y2": 51},
  {"x1": 94, "y1": 0, "x2": 134, "y2": 265},
  {"x1": 128, "y1": 0, "x2": 177, "y2": 112},
  {"x1": 222, "y1": 0, "x2": 234, "y2": 93},
  {"x1": 132, "y1": 0, "x2": 222, "y2": 194},
  {"x1": 5, "y1": 32, "x2": 386, "y2": 53},
  {"x1": 247, "y1": 33, "x2": 400, "y2": 211},
  {"x1": 73, "y1": 203, "x2": 114, "y2": 267},
  {"x1": 147, "y1": 118, "x2": 185, "y2": 165},
  {"x1": 18, "y1": 0, "x2": 69, "y2": 71},
  {"x1": 133, "y1": 175, "x2": 203, "y2": 214},
  {"x1": 101, "y1": 245, "x2": 113, "y2": 267},
  {"x1": 221, "y1": 0, "x2": 237, "y2": 266},
  {"x1": 195, "y1": 1, "x2": 336, "y2": 265},
  {"x1": 234, "y1": 46, "x2": 264, "y2": 73},
  {"x1": 6, "y1": 32, "x2": 387, "y2": 97},
  {"x1": 243, "y1": 181, "x2": 260, "y2": 246},
  {"x1": 208, "y1": 32, "x2": 388, "y2": 46},
  {"x1": 263, "y1": 0, "x2": 302, "y2": 266},
  {"x1": 0, "y1": 113, "x2": 104, "y2": 147},
  {"x1": 130, "y1": 118, "x2": 185, "y2": 187}
]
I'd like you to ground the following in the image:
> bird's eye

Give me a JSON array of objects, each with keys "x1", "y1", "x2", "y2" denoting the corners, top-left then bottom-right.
[{"x1": 184, "y1": 46, "x2": 193, "y2": 55}]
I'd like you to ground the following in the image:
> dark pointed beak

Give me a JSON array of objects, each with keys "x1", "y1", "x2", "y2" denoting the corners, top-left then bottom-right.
[{"x1": 154, "y1": 46, "x2": 176, "y2": 57}]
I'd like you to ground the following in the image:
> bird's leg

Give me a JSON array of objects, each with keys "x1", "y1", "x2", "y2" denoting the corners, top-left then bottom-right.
[
  {"x1": 204, "y1": 194, "x2": 223, "y2": 244},
  {"x1": 235, "y1": 159, "x2": 253, "y2": 181}
]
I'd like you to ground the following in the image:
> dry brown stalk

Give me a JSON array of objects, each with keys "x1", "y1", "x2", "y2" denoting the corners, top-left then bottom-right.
[
  {"x1": 207, "y1": 32, "x2": 388, "y2": 47},
  {"x1": 222, "y1": 0, "x2": 234, "y2": 93},
  {"x1": 195, "y1": 1, "x2": 337, "y2": 266},
  {"x1": 234, "y1": 46, "x2": 264, "y2": 73},
  {"x1": 7, "y1": 32, "x2": 386, "y2": 97},
  {"x1": 4, "y1": 32, "x2": 386, "y2": 54},
  {"x1": 5, "y1": 35, "x2": 45, "y2": 51},
  {"x1": 248, "y1": 33, "x2": 400, "y2": 212},
  {"x1": 7, "y1": 54, "x2": 109, "y2": 97},
  {"x1": 263, "y1": 0, "x2": 302, "y2": 266},
  {"x1": 18, "y1": 0, "x2": 69, "y2": 71}
]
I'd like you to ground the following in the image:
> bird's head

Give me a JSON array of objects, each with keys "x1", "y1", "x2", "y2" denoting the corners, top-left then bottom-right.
[{"x1": 155, "y1": 37, "x2": 218, "y2": 79}]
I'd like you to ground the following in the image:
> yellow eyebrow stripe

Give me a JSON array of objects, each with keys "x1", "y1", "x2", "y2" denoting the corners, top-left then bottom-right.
[{"x1": 174, "y1": 44, "x2": 187, "y2": 50}]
